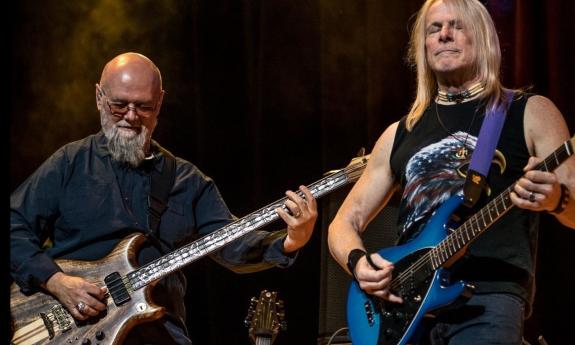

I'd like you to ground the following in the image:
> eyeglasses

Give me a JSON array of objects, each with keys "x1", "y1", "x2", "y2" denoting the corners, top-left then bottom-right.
[{"x1": 100, "y1": 89, "x2": 157, "y2": 118}]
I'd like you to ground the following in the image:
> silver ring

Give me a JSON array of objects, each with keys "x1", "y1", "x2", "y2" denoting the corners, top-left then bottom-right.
[
  {"x1": 75, "y1": 302, "x2": 87, "y2": 313},
  {"x1": 528, "y1": 191, "x2": 535, "y2": 202}
]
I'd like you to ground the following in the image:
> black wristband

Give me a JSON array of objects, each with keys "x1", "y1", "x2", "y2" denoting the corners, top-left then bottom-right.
[{"x1": 347, "y1": 249, "x2": 367, "y2": 278}]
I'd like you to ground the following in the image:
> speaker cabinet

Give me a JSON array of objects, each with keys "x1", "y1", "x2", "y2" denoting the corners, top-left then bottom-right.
[{"x1": 317, "y1": 186, "x2": 400, "y2": 345}]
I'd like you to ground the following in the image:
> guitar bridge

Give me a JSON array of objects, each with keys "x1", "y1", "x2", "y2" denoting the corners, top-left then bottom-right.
[
  {"x1": 364, "y1": 301, "x2": 375, "y2": 326},
  {"x1": 51, "y1": 304, "x2": 73, "y2": 333},
  {"x1": 40, "y1": 313, "x2": 55, "y2": 339}
]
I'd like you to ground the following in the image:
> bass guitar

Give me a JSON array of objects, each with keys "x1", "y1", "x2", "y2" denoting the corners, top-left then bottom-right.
[
  {"x1": 10, "y1": 153, "x2": 369, "y2": 345},
  {"x1": 346, "y1": 136, "x2": 574, "y2": 345},
  {"x1": 245, "y1": 290, "x2": 285, "y2": 345}
]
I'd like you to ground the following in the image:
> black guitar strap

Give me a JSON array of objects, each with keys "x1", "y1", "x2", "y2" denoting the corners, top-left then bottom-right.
[{"x1": 147, "y1": 144, "x2": 177, "y2": 254}]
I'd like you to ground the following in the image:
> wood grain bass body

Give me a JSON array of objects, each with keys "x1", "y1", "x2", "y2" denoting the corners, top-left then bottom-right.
[{"x1": 11, "y1": 234, "x2": 163, "y2": 345}]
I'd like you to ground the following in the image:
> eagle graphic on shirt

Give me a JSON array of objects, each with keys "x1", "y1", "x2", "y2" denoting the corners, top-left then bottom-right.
[{"x1": 398, "y1": 131, "x2": 506, "y2": 239}]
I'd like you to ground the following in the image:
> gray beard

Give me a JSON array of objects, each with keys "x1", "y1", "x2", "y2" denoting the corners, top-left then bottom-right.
[{"x1": 102, "y1": 116, "x2": 148, "y2": 167}]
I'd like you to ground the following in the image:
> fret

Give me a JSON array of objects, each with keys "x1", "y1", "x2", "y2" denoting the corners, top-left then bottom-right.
[
  {"x1": 459, "y1": 230, "x2": 466, "y2": 250},
  {"x1": 447, "y1": 238, "x2": 455, "y2": 256},
  {"x1": 480, "y1": 209, "x2": 487, "y2": 227},
  {"x1": 553, "y1": 151, "x2": 560, "y2": 168},
  {"x1": 472, "y1": 215, "x2": 480, "y2": 235},
  {"x1": 431, "y1": 250, "x2": 438, "y2": 269},
  {"x1": 455, "y1": 231, "x2": 462, "y2": 251},
  {"x1": 493, "y1": 197, "x2": 500, "y2": 217},
  {"x1": 487, "y1": 204, "x2": 494, "y2": 222},
  {"x1": 439, "y1": 241, "x2": 448, "y2": 267}
]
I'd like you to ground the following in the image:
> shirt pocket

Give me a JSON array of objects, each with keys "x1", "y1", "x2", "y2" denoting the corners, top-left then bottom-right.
[
  {"x1": 159, "y1": 200, "x2": 196, "y2": 247},
  {"x1": 59, "y1": 179, "x2": 112, "y2": 227}
]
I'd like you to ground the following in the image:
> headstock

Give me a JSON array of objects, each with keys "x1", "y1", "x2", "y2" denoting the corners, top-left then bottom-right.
[
  {"x1": 323, "y1": 147, "x2": 371, "y2": 182},
  {"x1": 245, "y1": 290, "x2": 286, "y2": 345}
]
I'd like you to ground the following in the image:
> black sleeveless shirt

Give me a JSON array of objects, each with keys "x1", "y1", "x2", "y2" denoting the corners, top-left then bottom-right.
[{"x1": 390, "y1": 93, "x2": 538, "y2": 305}]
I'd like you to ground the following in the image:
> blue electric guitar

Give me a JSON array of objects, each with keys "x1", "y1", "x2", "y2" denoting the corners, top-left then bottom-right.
[{"x1": 346, "y1": 136, "x2": 574, "y2": 345}]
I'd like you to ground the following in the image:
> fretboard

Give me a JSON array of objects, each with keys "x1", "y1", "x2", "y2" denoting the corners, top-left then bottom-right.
[
  {"x1": 128, "y1": 157, "x2": 368, "y2": 290},
  {"x1": 430, "y1": 136, "x2": 574, "y2": 269}
]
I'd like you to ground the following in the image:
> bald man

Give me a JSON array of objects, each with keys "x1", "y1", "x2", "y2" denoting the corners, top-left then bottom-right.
[{"x1": 11, "y1": 52, "x2": 318, "y2": 344}]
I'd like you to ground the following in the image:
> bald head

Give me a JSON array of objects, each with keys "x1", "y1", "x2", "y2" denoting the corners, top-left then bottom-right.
[
  {"x1": 100, "y1": 52, "x2": 163, "y2": 96},
  {"x1": 97, "y1": 53, "x2": 165, "y2": 165}
]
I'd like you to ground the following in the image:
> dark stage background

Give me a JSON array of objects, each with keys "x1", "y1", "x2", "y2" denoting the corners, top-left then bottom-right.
[{"x1": 9, "y1": 1, "x2": 575, "y2": 345}]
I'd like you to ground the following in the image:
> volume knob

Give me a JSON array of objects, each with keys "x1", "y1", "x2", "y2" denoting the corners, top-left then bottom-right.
[{"x1": 95, "y1": 331, "x2": 105, "y2": 340}]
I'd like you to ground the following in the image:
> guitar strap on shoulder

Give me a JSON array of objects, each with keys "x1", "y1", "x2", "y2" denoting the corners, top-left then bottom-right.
[
  {"x1": 148, "y1": 144, "x2": 177, "y2": 252},
  {"x1": 462, "y1": 90, "x2": 513, "y2": 208}
]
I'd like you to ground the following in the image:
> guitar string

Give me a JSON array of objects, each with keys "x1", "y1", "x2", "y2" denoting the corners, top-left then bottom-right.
[
  {"x1": 391, "y1": 188, "x2": 512, "y2": 291},
  {"x1": 129, "y1": 161, "x2": 367, "y2": 281},
  {"x1": 29, "y1": 160, "x2": 370, "y2": 321},
  {"x1": 390, "y1": 146, "x2": 567, "y2": 291},
  {"x1": 96, "y1": 160, "x2": 370, "y2": 298},
  {"x1": 394, "y1": 186, "x2": 515, "y2": 289}
]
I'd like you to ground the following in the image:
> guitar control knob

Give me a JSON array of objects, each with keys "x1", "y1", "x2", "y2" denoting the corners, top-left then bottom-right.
[
  {"x1": 81, "y1": 338, "x2": 91, "y2": 345},
  {"x1": 95, "y1": 331, "x2": 105, "y2": 340}
]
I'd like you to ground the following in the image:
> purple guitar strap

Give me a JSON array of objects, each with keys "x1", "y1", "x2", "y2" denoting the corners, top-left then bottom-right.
[{"x1": 462, "y1": 90, "x2": 513, "y2": 208}]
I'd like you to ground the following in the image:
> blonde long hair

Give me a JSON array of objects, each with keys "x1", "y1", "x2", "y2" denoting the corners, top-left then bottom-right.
[{"x1": 406, "y1": 0, "x2": 508, "y2": 131}]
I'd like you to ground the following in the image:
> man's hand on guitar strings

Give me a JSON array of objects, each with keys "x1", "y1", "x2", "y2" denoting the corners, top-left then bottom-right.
[
  {"x1": 511, "y1": 156, "x2": 563, "y2": 212},
  {"x1": 277, "y1": 185, "x2": 318, "y2": 253},
  {"x1": 43, "y1": 272, "x2": 108, "y2": 320},
  {"x1": 354, "y1": 253, "x2": 403, "y2": 303}
]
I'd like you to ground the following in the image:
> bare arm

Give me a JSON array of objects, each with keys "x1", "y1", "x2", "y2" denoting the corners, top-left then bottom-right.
[
  {"x1": 511, "y1": 95, "x2": 575, "y2": 228},
  {"x1": 328, "y1": 122, "x2": 402, "y2": 302}
]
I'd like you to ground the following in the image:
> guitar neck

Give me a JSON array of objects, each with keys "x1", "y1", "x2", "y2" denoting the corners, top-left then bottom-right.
[
  {"x1": 128, "y1": 158, "x2": 368, "y2": 290},
  {"x1": 430, "y1": 136, "x2": 574, "y2": 269}
]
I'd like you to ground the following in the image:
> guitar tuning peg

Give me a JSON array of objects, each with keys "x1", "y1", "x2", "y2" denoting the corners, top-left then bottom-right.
[{"x1": 278, "y1": 311, "x2": 285, "y2": 321}]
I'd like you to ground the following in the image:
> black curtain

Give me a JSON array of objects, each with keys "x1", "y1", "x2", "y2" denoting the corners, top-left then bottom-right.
[{"x1": 10, "y1": 1, "x2": 574, "y2": 344}]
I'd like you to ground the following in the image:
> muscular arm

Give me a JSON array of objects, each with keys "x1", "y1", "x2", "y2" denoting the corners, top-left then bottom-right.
[
  {"x1": 328, "y1": 122, "x2": 402, "y2": 302},
  {"x1": 511, "y1": 95, "x2": 575, "y2": 228}
]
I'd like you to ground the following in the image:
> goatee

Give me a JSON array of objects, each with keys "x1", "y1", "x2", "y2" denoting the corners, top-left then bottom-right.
[{"x1": 102, "y1": 116, "x2": 149, "y2": 167}]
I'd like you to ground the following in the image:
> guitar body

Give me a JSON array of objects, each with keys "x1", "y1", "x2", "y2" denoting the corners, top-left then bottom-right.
[
  {"x1": 347, "y1": 195, "x2": 468, "y2": 345},
  {"x1": 10, "y1": 233, "x2": 164, "y2": 345}
]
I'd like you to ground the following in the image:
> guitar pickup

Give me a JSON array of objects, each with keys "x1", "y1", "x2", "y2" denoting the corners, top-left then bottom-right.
[{"x1": 105, "y1": 272, "x2": 131, "y2": 306}]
